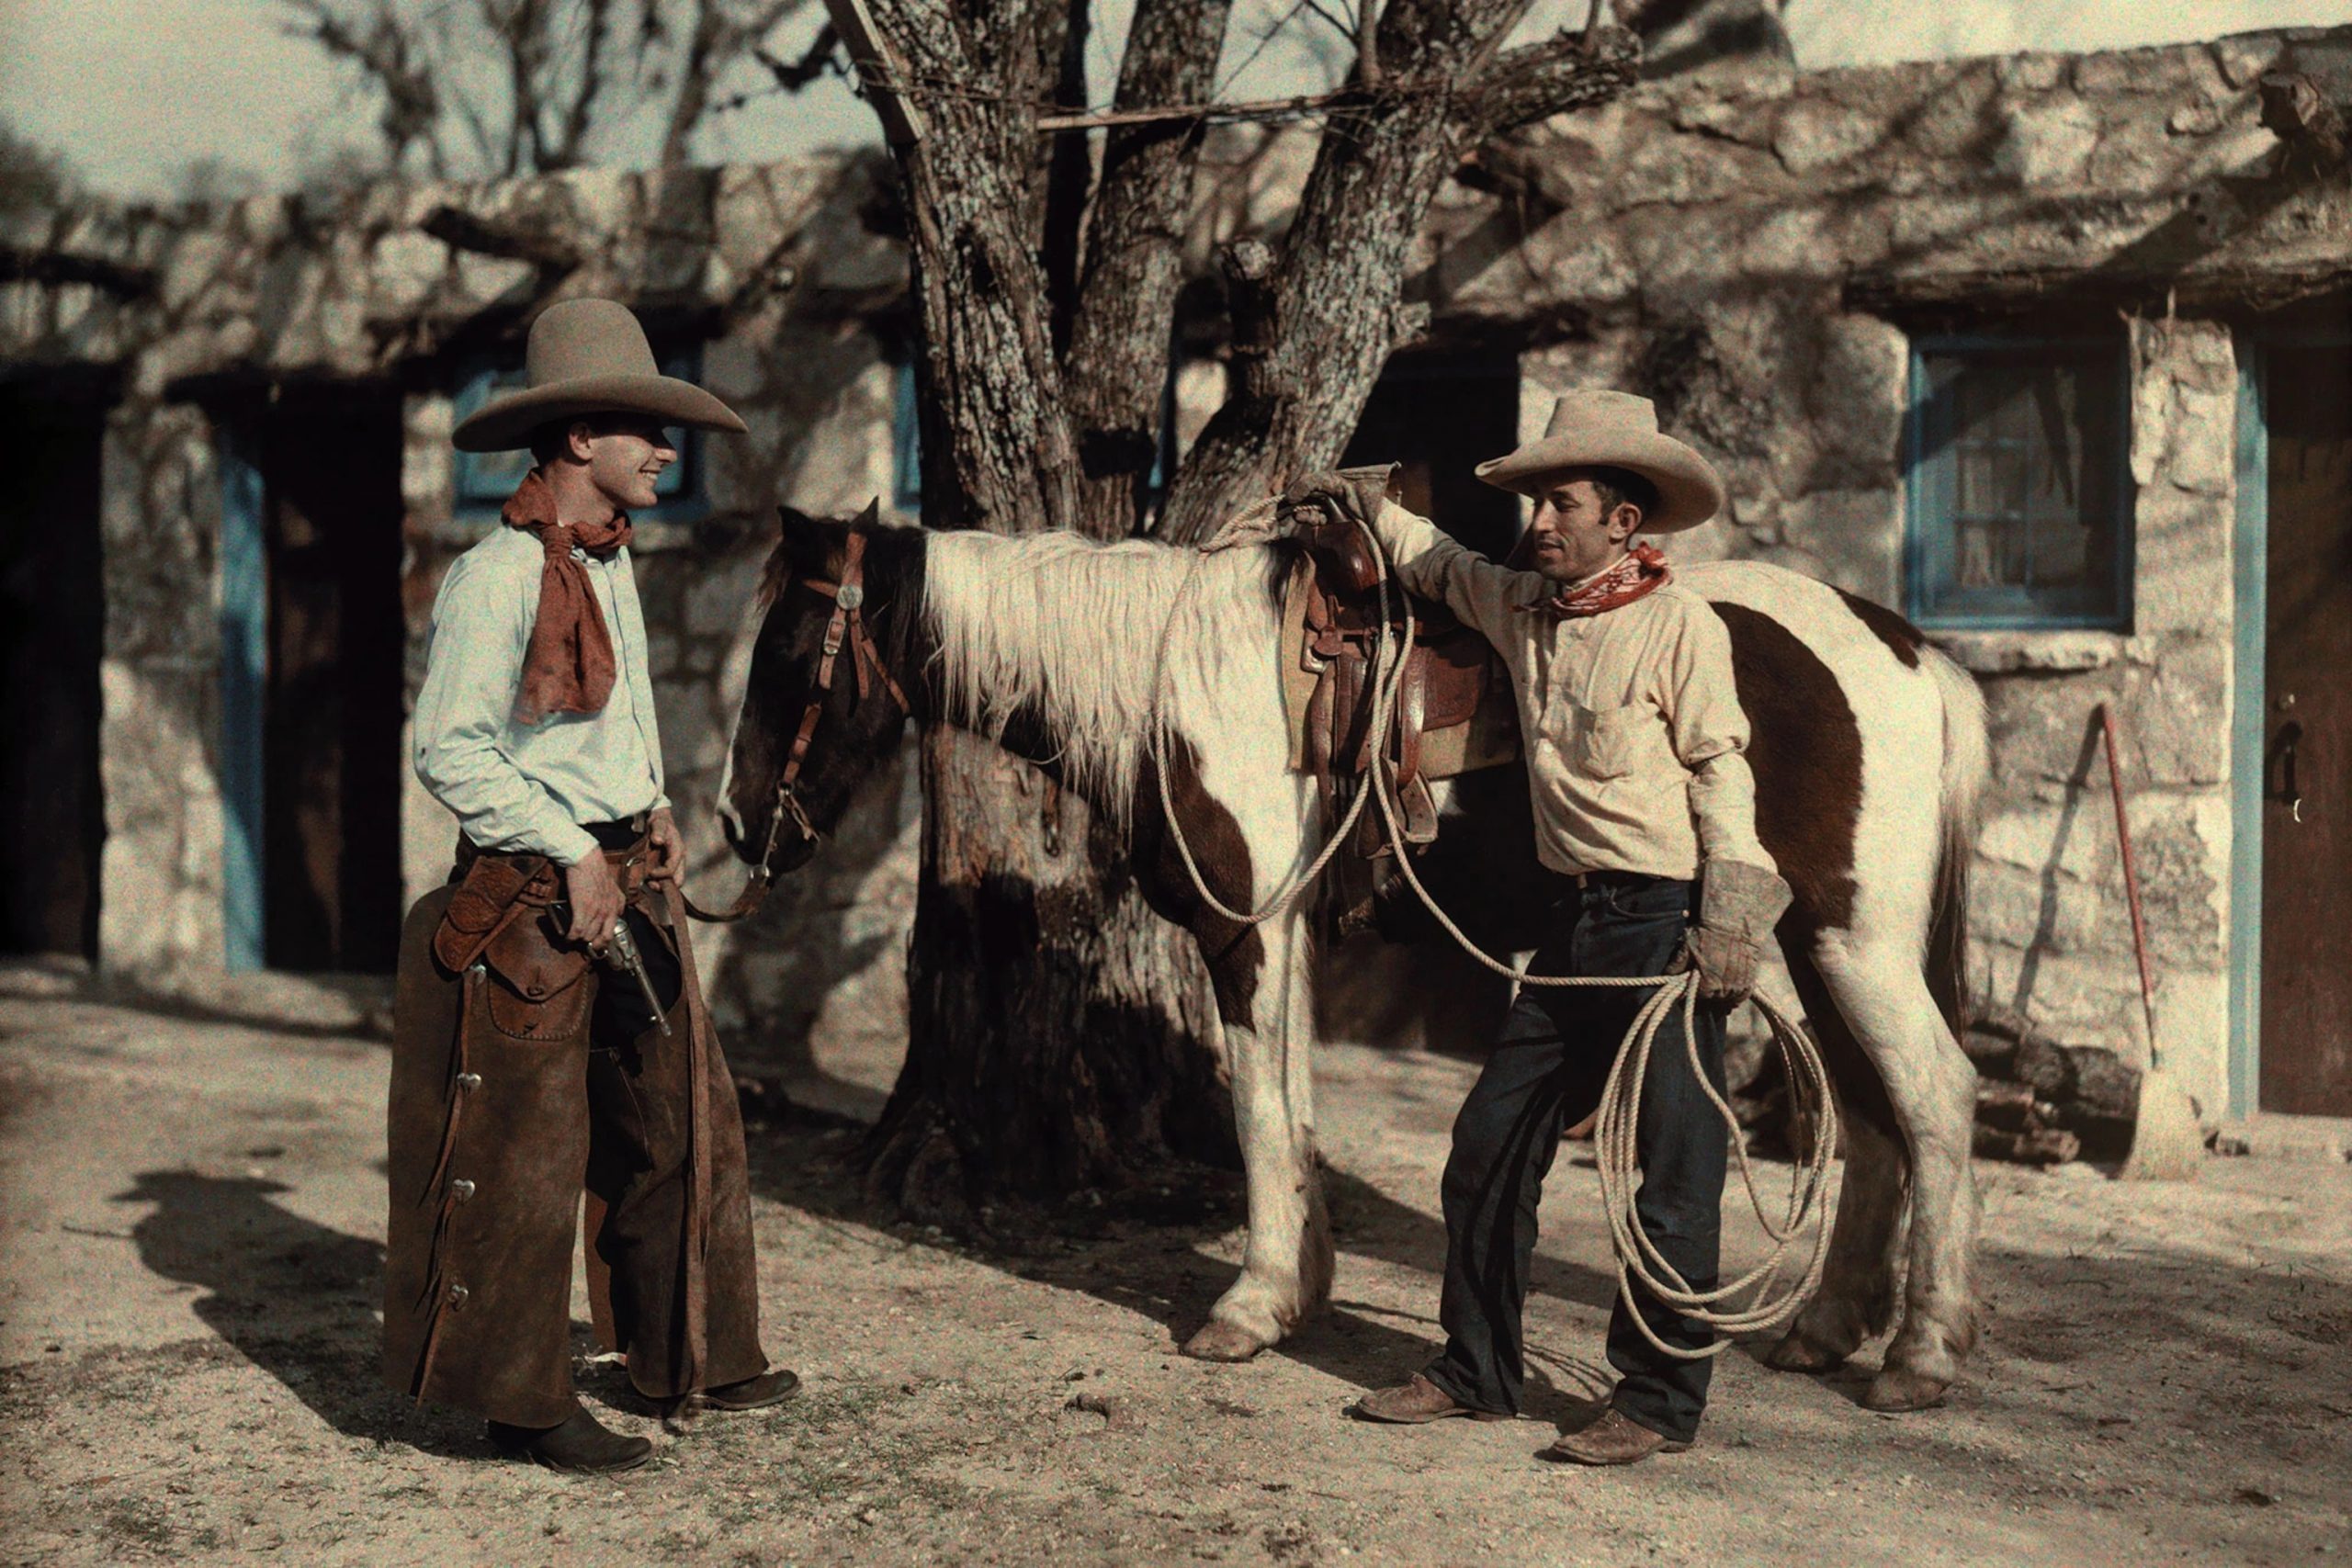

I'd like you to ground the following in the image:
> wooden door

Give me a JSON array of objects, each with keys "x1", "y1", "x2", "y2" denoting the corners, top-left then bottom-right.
[
  {"x1": 0, "y1": 393, "x2": 105, "y2": 958},
  {"x1": 255, "y1": 395, "x2": 405, "y2": 973},
  {"x1": 2261, "y1": 343, "x2": 2352, "y2": 1116}
]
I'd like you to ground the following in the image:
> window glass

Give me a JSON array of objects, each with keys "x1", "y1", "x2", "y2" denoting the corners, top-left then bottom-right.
[{"x1": 1908, "y1": 339, "x2": 2130, "y2": 628}]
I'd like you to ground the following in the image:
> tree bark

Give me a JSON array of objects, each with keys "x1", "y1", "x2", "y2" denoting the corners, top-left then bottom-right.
[
  {"x1": 853, "y1": 0, "x2": 1641, "y2": 1217},
  {"x1": 1061, "y1": 0, "x2": 1235, "y2": 535},
  {"x1": 866, "y1": 731, "x2": 1238, "y2": 1221}
]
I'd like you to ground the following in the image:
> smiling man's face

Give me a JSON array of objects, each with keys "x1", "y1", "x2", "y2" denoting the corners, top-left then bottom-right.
[{"x1": 578, "y1": 414, "x2": 679, "y2": 512}]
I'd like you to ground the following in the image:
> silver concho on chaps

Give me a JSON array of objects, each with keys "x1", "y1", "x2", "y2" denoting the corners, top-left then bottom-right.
[{"x1": 382, "y1": 837, "x2": 766, "y2": 1427}]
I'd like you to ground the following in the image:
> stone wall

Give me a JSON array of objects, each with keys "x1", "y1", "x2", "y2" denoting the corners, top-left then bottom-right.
[
  {"x1": 94, "y1": 401, "x2": 230, "y2": 976},
  {"x1": 6, "y1": 25, "x2": 2348, "y2": 1109}
]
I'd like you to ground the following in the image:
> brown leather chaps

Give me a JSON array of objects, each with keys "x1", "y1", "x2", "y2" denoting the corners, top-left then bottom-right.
[{"x1": 382, "y1": 837, "x2": 765, "y2": 1427}]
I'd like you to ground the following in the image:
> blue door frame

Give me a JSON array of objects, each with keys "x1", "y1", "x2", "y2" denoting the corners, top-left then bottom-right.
[
  {"x1": 2229, "y1": 337, "x2": 2267, "y2": 1119},
  {"x1": 219, "y1": 423, "x2": 266, "y2": 973}
]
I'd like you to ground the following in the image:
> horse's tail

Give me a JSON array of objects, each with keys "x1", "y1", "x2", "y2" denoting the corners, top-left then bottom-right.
[{"x1": 1922, "y1": 644, "x2": 1988, "y2": 1039}]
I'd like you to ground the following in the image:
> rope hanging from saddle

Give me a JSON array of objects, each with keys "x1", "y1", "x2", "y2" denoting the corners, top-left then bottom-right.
[
  {"x1": 678, "y1": 530, "x2": 910, "y2": 924},
  {"x1": 1151, "y1": 496, "x2": 1839, "y2": 1360}
]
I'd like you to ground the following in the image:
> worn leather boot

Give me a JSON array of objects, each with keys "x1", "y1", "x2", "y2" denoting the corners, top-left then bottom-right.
[
  {"x1": 666, "y1": 1366, "x2": 802, "y2": 1417},
  {"x1": 703, "y1": 1367, "x2": 802, "y2": 1409},
  {"x1": 1351, "y1": 1373, "x2": 1511, "y2": 1425},
  {"x1": 1541, "y1": 1406, "x2": 1691, "y2": 1466},
  {"x1": 487, "y1": 1402, "x2": 654, "y2": 1474}
]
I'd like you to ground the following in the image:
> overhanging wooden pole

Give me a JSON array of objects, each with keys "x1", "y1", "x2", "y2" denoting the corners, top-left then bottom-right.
[{"x1": 819, "y1": 0, "x2": 925, "y2": 147}]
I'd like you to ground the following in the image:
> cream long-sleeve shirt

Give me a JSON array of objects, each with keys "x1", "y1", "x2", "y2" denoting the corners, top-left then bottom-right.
[
  {"x1": 1370, "y1": 501, "x2": 1774, "y2": 881},
  {"x1": 412, "y1": 523, "x2": 667, "y2": 867}
]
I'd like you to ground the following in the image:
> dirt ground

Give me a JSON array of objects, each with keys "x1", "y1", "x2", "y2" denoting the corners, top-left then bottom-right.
[{"x1": 1, "y1": 966, "x2": 2346, "y2": 1568}]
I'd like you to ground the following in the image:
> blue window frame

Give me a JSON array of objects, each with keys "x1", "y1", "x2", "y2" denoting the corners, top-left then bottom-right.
[
  {"x1": 1905, "y1": 335, "x2": 2133, "y2": 629},
  {"x1": 452, "y1": 345, "x2": 710, "y2": 524},
  {"x1": 892, "y1": 358, "x2": 923, "y2": 513}
]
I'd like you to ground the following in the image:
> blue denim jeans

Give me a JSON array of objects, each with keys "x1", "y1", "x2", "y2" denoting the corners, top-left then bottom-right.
[{"x1": 1421, "y1": 872, "x2": 1727, "y2": 1443}]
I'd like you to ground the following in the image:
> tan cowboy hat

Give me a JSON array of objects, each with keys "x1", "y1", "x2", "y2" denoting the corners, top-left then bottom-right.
[
  {"x1": 451, "y1": 297, "x2": 749, "y2": 453},
  {"x1": 1475, "y1": 389, "x2": 1724, "y2": 533}
]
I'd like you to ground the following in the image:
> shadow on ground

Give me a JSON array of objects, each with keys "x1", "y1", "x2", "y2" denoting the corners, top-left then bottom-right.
[
  {"x1": 107, "y1": 1171, "x2": 485, "y2": 1459},
  {"x1": 734, "y1": 1120, "x2": 1623, "y2": 1417},
  {"x1": 729, "y1": 1117, "x2": 2352, "y2": 1466}
]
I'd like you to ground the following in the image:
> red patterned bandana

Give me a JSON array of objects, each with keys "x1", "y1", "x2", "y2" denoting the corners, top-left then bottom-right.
[
  {"x1": 502, "y1": 469, "x2": 634, "y2": 722},
  {"x1": 1518, "y1": 542, "x2": 1671, "y2": 619}
]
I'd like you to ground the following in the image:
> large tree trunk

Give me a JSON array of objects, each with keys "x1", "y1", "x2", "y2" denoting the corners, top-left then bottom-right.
[
  {"x1": 854, "y1": 0, "x2": 1238, "y2": 1215},
  {"x1": 865, "y1": 731, "x2": 1236, "y2": 1221},
  {"x1": 843, "y1": 0, "x2": 1640, "y2": 1216}
]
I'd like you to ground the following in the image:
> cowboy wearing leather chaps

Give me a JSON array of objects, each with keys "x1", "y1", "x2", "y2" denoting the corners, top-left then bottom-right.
[
  {"x1": 387, "y1": 299, "x2": 791, "y2": 1472},
  {"x1": 383, "y1": 833, "x2": 767, "y2": 1431}
]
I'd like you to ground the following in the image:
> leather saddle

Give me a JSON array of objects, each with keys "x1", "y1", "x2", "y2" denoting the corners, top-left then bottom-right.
[{"x1": 1279, "y1": 506, "x2": 1521, "y2": 868}]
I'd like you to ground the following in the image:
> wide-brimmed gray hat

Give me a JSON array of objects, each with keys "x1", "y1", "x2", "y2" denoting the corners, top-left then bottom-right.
[
  {"x1": 451, "y1": 298, "x2": 748, "y2": 453},
  {"x1": 1475, "y1": 389, "x2": 1724, "y2": 533}
]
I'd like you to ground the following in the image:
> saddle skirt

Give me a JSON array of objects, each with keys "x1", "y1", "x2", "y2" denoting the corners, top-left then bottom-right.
[{"x1": 1277, "y1": 517, "x2": 1521, "y2": 854}]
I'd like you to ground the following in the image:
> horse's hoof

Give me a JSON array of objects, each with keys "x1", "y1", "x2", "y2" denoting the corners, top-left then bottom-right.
[
  {"x1": 1763, "y1": 1330, "x2": 1848, "y2": 1374},
  {"x1": 1181, "y1": 1320, "x2": 1269, "y2": 1363},
  {"x1": 1862, "y1": 1365, "x2": 1952, "y2": 1412}
]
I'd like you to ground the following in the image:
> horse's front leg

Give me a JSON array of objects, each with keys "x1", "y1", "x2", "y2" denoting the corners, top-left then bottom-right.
[{"x1": 1182, "y1": 908, "x2": 1330, "y2": 1362}]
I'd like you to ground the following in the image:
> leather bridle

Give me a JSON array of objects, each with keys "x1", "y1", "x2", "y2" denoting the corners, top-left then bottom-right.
[{"x1": 681, "y1": 531, "x2": 910, "y2": 923}]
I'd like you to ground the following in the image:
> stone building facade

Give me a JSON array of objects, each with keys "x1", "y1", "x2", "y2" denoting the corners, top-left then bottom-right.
[{"x1": 3, "y1": 24, "x2": 2346, "y2": 1125}]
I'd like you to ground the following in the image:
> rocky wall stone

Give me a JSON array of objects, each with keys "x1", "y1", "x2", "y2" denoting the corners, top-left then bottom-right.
[{"x1": 96, "y1": 402, "x2": 226, "y2": 976}]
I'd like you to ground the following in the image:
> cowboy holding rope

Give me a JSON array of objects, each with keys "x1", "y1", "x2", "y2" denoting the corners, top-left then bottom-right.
[
  {"x1": 386, "y1": 299, "x2": 796, "y2": 1473},
  {"x1": 1289, "y1": 389, "x2": 1792, "y2": 1465}
]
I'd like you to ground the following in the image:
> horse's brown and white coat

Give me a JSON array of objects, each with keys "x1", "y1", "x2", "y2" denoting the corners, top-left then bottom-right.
[{"x1": 721, "y1": 513, "x2": 1989, "y2": 1409}]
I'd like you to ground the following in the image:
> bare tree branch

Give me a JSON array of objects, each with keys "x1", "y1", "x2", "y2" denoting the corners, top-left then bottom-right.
[
  {"x1": 492, "y1": 0, "x2": 543, "y2": 175},
  {"x1": 1158, "y1": 6, "x2": 1638, "y2": 540},
  {"x1": 750, "y1": 19, "x2": 842, "y2": 88},
  {"x1": 278, "y1": 0, "x2": 447, "y2": 175},
  {"x1": 1058, "y1": 0, "x2": 1236, "y2": 536},
  {"x1": 1034, "y1": 87, "x2": 1350, "y2": 132},
  {"x1": 1460, "y1": 22, "x2": 1641, "y2": 139},
  {"x1": 658, "y1": 0, "x2": 804, "y2": 163},
  {"x1": 273, "y1": 0, "x2": 819, "y2": 180}
]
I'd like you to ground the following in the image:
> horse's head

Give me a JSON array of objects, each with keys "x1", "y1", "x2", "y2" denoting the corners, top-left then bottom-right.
[{"x1": 718, "y1": 499, "x2": 925, "y2": 877}]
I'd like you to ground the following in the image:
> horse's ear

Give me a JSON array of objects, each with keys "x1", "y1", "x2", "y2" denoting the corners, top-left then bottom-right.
[
  {"x1": 776, "y1": 504, "x2": 842, "y2": 580},
  {"x1": 854, "y1": 496, "x2": 882, "y2": 528}
]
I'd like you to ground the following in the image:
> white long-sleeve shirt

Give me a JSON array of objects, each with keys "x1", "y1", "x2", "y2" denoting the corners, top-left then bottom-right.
[
  {"x1": 413, "y1": 524, "x2": 667, "y2": 867},
  {"x1": 1370, "y1": 500, "x2": 1774, "y2": 881}
]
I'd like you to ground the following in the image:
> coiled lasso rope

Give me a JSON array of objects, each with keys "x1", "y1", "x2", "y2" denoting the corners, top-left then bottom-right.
[{"x1": 1147, "y1": 501, "x2": 1839, "y2": 1359}]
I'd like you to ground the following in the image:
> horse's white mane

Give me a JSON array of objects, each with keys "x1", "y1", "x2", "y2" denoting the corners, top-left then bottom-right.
[{"x1": 922, "y1": 529, "x2": 1284, "y2": 823}]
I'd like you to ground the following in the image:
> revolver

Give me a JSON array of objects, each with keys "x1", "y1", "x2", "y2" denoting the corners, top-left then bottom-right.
[{"x1": 550, "y1": 904, "x2": 673, "y2": 1036}]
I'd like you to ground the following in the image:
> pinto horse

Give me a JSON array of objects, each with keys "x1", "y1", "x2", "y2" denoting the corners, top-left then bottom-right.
[{"x1": 718, "y1": 502, "x2": 1990, "y2": 1413}]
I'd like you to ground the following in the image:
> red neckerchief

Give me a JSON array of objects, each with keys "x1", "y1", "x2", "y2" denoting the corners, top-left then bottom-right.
[
  {"x1": 502, "y1": 468, "x2": 634, "y2": 722},
  {"x1": 1517, "y1": 542, "x2": 1671, "y2": 619}
]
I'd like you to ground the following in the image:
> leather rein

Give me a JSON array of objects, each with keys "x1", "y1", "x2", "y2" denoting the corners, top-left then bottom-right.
[{"x1": 679, "y1": 531, "x2": 910, "y2": 923}]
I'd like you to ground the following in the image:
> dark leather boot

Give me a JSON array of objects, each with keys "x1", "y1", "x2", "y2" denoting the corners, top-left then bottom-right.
[
  {"x1": 668, "y1": 1366, "x2": 801, "y2": 1416},
  {"x1": 703, "y1": 1367, "x2": 802, "y2": 1410},
  {"x1": 487, "y1": 1402, "x2": 653, "y2": 1473},
  {"x1": 1540, "y1": 1406, "x2": 1692, "y2": 1466},
  {"x1": 1351, "y1": 1372, "x2": 1512, "y2": 1424}
]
